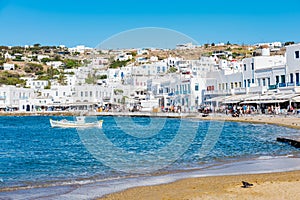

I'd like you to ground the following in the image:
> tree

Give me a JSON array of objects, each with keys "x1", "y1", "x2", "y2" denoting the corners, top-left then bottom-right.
[
  {"x1": 109, "y1": 60, "x2": 129, "y2": 69},
  {"x1": 85, "y1": 73, "x2": 97, "y2": 84},
  {"x1": 24, "y1": 63, "x2": 43, "y2": 74},
  {"x1": 33, "y1": 43, "x2": 41, "y2": 49},
  {"x1": 284, "y1": 41, "x2": 295, "y2": 46},
  {"x1": 63, "y1": 59, "x2": 81, "y2": 69},
  {"x1": 97, "y1": 74, "x2": 107, "y2": 79},
  {"x1": 168, "y1": 67, "x2": 177, "y2": 73},
  {"x1": 41, "y1": 57, "x2": 52, "y2": 63},
  {"x1": 57, "y1": 73, "x2": 67, "y2": 85},
  {"x1": 114, "y1": 89, "x2": 124, "y2": 95}
]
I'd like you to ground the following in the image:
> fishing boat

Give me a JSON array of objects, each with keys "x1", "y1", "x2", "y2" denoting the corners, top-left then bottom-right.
[{"x1": 50, "y1": 117, "x2": 103, "y2": 128}]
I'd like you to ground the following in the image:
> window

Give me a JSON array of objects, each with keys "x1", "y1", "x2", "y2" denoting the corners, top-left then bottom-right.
[
  {"x1": 244, "y1": 64, "x2": 246, "y2": 71},
  {"x1": 276, "y1": 76, "x2": 279, "y2": 84},
  {"x1": 230, "y1": 82, "x2": 233, "y2": 89},
  {"x1": 252, "y1": 79, "x2": 254, "y2": 83},
  {"x1": 281, "y1": 75, "x2": 285, "y2": 83},
  {"x1": 247, "y1": 79, "x2": 250, "y2": 87},
  {"x1": 90, "y1": 91, "x2": 92, "y2": 97},
  {"x1": 268, "y1": 78, "x2": 271, "y2": 86},
  {"x1": 234, "y1": 82, "x2": 238, "y2": 88},
  {"x1": 195, "y1": 83, "x2": 199, "y2": 91},
  {"x1": 244, "y1": 80, "x2": 246, "y2": 88},
  {"x1": 257, "y1": 78, "x2": 261, "y2": 86},
  {"x1": 251, "y1": 63, "x2": 254, "y2": 70},
  {"x1": 290, "y1": 73, "x2": 294, "y2": 83},
  {"x1": 296, "y1": 73, "x2": 300, "y2": 84},
  {"x1": 262, "y1": 78, "x2": 266, "y2": 86},
  {"x1": 239, "y1": 82, "x2": 242, "y2": 88},
  {"x1": 295, "y1": 51, "x2": 300, "y2": 59}
]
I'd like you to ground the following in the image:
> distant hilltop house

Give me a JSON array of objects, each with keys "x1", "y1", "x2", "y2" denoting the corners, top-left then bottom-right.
[
  {"x1": 46, "y1": 61, "x2": 64, "y2": 69},
  {"x1": 21, "y1": 77, "x2": 49, "y2": 92},
  {"x1": 176, "y1": 42, "x2": 196, "y2": 50},
  {"x1": 255, "y1": 42, "x2": 282, "y2": 52},
  {"x1": 68, "y1": 45, "x2": 93, "y2": 54},
  {"x1": 115, "y1": 52, "x2": 132, "y2": 61},
  {"x1": 92, "y1": 57, "x2": 109, "y2": 66},
  {"x1": 37, "y1": 55, "x2": 50, "y2": 61},
  {"x1": 0, "y1": 63, "x2": 15, "y2": 70}
]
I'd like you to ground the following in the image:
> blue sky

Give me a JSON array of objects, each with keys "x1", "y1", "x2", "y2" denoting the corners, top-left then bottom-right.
[{"x1": 0, "y1": 0, "x2": 300, "y2": 48}]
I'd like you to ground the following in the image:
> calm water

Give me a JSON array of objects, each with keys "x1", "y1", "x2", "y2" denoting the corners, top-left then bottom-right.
[{"x1": 0, "y1": 116, "x2": 299, "y2": 190}]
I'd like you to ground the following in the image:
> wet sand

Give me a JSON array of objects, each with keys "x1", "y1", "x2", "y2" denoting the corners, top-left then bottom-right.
[{"x1": 100, "y1": 170, "x2": 300, "y2": 200}]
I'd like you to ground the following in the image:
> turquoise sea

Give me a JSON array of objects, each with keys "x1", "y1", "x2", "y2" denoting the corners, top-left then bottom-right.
[{"x1": 0, "y1": 116, "x2": 300, "y2": 199}]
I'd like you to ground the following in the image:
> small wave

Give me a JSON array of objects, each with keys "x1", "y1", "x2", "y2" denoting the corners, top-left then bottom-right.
[{"x1": 256, "y1": 154, "x2": 295, "y2": 160}]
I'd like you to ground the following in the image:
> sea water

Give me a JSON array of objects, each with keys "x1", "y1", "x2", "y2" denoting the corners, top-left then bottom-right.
[{"x1": 0, "y1": 116, "x2": 299, "y2": 198}]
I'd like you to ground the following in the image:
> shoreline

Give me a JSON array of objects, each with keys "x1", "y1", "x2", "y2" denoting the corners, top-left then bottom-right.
[
  {"x1": 99, "y1": 170, "x2": 300, "y2": 200},
  {"x1": 2, "y1": 156, "x2": 300, "y2": 199},
  {"x1": 1, "y1": 111, "x2": 300, "y2": 130}
]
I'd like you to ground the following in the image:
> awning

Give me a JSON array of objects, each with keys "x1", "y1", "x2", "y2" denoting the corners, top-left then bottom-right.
[
  {"x1": 292, "y1": 96, "x2": 300, "y2": 102},
  {"x1": 205, "y1": 96, "x2": 228, "y2": 102},
  {"x1": 240, "y1": 99, "x2": 288, "y2": 104},
  {"x1": 222, "y1": 100, "x2": 241, "y2": 104},
  {"x1": 275, "y1": 93, "x2": 300, "y2": 100}
]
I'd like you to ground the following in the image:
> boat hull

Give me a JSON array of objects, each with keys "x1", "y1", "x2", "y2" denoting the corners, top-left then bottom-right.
[{"x1": 50, "y1": 119, "x2": 103, "y2": 128}]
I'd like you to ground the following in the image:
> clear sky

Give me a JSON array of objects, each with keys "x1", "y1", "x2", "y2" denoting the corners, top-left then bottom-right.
[{"x1": 0, "y1": 0, "x2": 300, "y2": 48}]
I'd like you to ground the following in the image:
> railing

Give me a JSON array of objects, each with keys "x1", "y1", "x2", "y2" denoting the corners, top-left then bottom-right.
[
  {"x1": 278, "y1": 83, "x2": 286, "y2": 87},
  {"x1": 287, "y1": 82, "x2": 295, "y2": 87},
  {"x1": 268, "y1": 85, "x2": 277, "y2": 90}
]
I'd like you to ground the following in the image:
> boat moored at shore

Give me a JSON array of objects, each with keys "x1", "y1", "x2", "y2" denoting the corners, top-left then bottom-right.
[{"x1": 50, "y1": 117, "x2": 103, "y2": 128}]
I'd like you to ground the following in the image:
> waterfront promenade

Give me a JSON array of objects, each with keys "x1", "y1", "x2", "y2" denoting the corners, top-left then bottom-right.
[{"x1": 1, "y1": 110, "x2": 300, "y2": 129}]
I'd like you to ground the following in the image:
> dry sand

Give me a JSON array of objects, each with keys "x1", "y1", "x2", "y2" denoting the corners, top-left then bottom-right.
[
  {"x1": 100, "y1": 171, "x2": 300, "y2": 200},
  {"x1": 200, "y1": 114, "x2": 300, "y2": 130},
  {"x1": 99, "y1": 115, "x2": 300, "y2": 200}
]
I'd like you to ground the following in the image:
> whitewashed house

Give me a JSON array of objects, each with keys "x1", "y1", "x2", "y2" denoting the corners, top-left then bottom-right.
[
  {"x1": 0, "y1": 85, "x2": 34, "y2": 110},
  {"x1": 3, "y1": 63, "x2": 15, "y2": 70},
  {"x1": 286, "y1": 43, "x2": 300, "y2": 86},
  {"x1": 242, "y1": 55, "x2": 285, "y2": 88},
  {"x1": 46, "y1": 61, "x2": 63, "y2": 69},
  {"x1": 24, "y1": 78, "x2": 49, "y2": 91}
]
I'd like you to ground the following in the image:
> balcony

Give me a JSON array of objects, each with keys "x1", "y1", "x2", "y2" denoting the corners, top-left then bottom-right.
[
  {"x1": 278, "y1": 83, "x2": 286, "y2": 87},
  {"x1": 232, "y1": 88, "x2": 246, "y2": 95},
  {"x1": 268, "y1": 85, "x2": 277, "y2": 90}
]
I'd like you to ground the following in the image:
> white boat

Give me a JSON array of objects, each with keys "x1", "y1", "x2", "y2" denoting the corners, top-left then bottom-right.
[{"x1": 50, "y1": 117, "x2": 103, "y2": 128}]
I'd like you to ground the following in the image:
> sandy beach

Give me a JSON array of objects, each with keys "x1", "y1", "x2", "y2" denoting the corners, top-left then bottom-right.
[
  {"x1": 201, "y1": 114, "x2": 300, "y2": 130},
  {"x1": 100, "y1": 170, "x2": 300, "y2": 200},
  {"x1": 98, "y1": 114, "x2": 300, "y2": 200}
]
